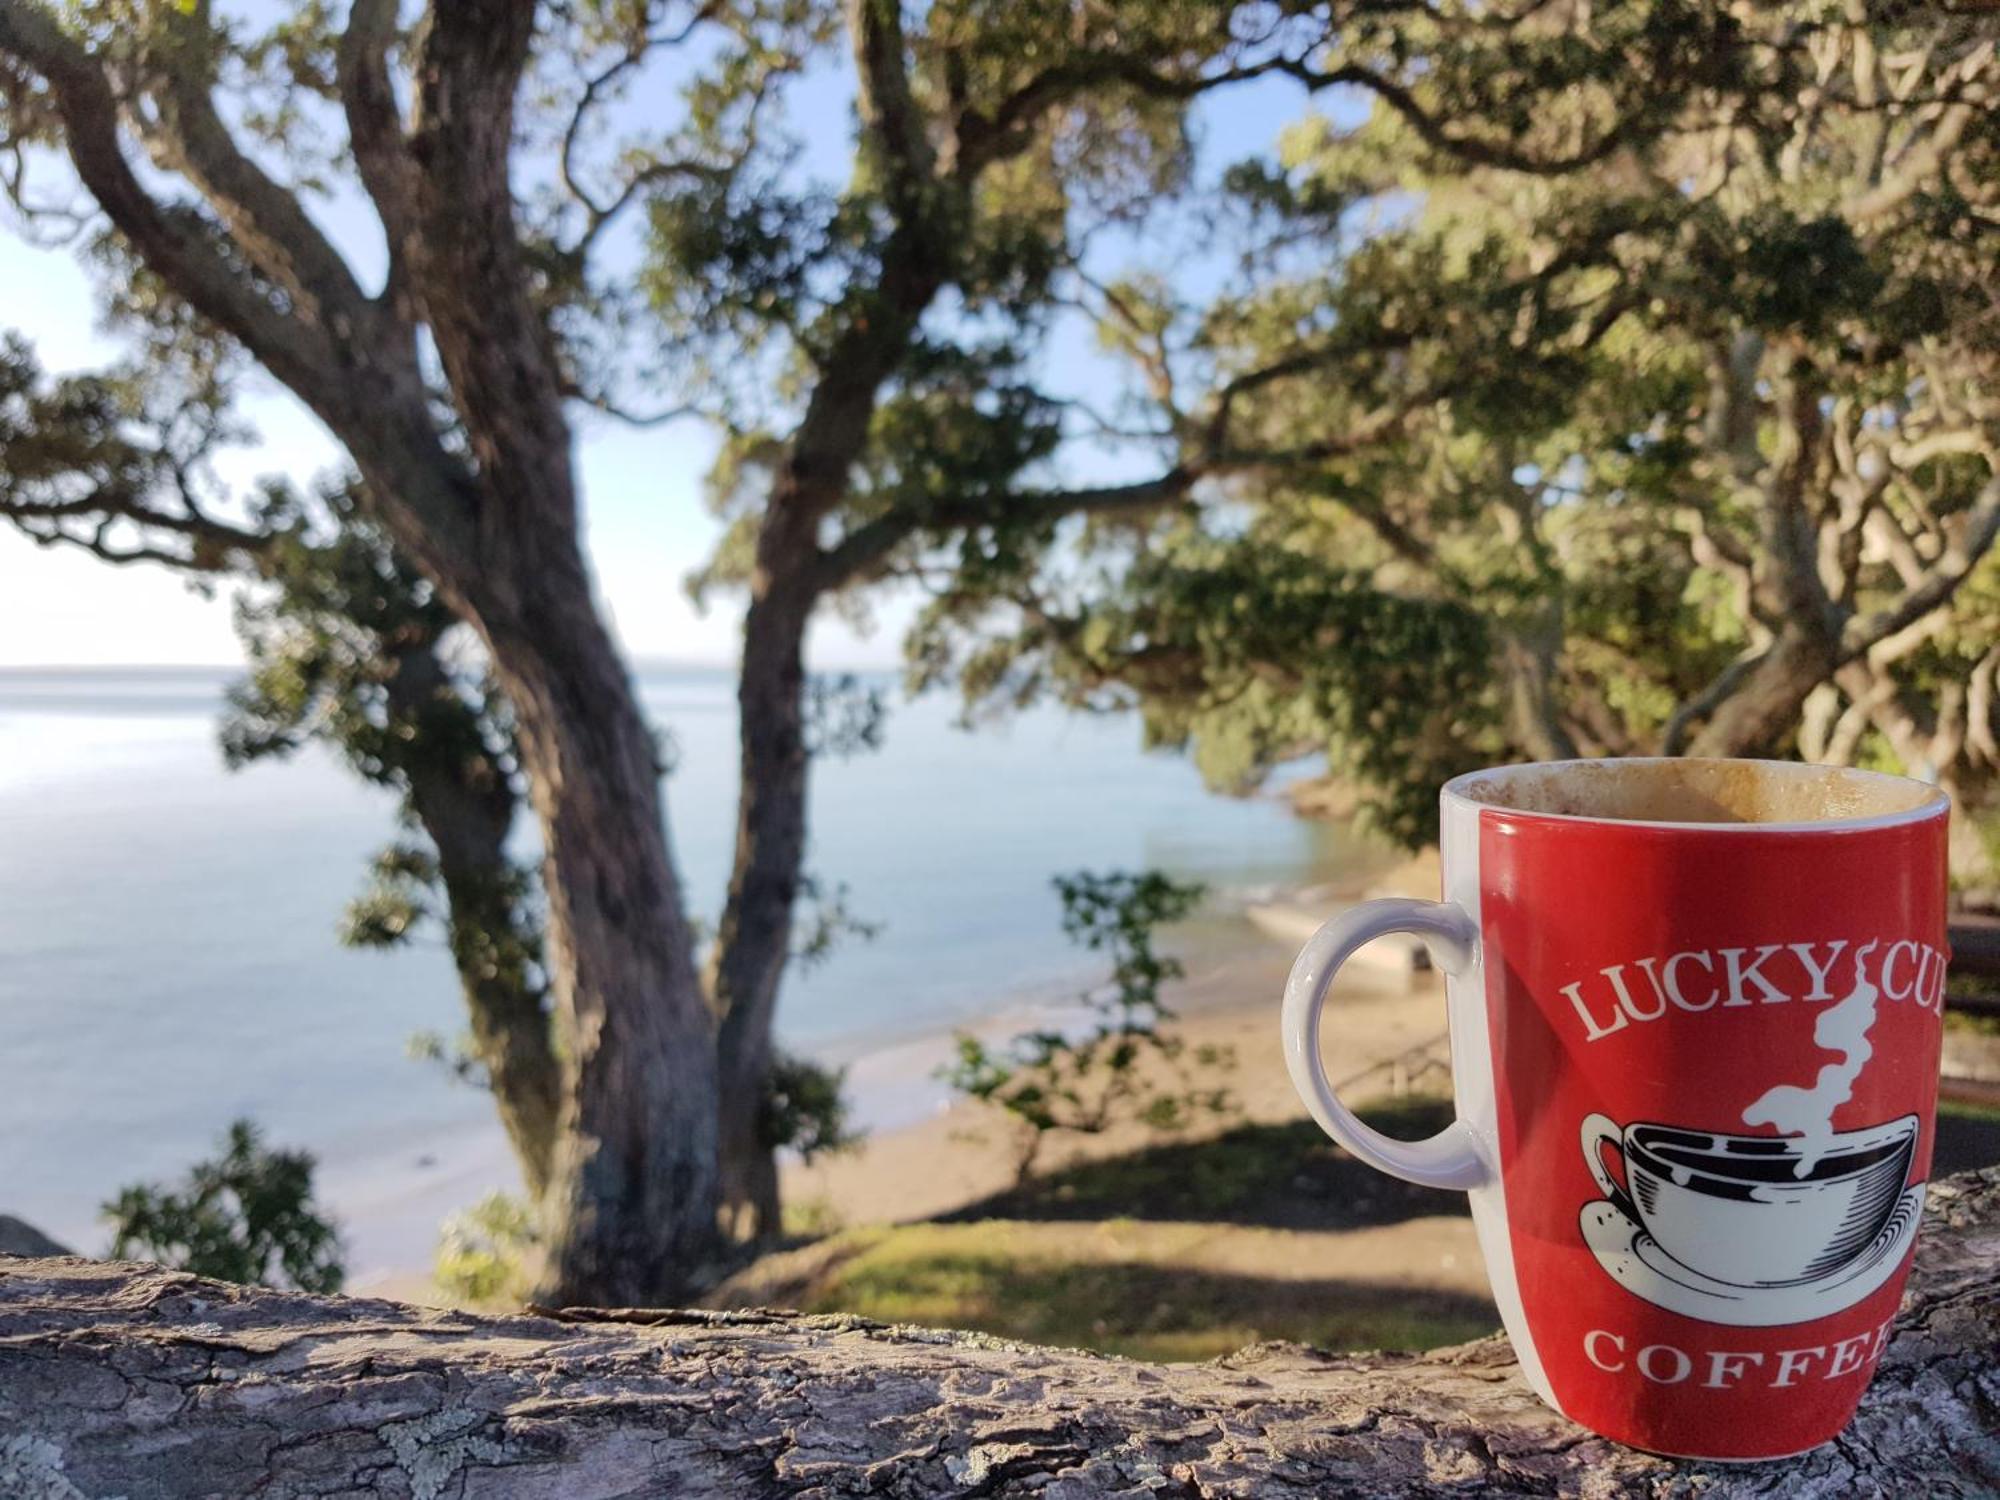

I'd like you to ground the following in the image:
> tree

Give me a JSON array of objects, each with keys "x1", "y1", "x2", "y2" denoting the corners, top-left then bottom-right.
[
  {"x1": 0, "y1": 0, "x2": 734, "y2": 1303},
  {"x1": 908, "y1": 5, "x2": 2000, "y2": 851},
  {"x1": 641, "y1": 0, "x2": 1737, "y2": 1225},
  {"x1": 223, "y1": 483, "x2": 871, "y2": 1236},
  {"x1": 0, "y1": 0, "x2": 1745, "y2": 1291}
]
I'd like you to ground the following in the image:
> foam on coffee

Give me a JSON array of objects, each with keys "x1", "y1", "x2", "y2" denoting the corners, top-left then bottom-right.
[{"x1": 1451, "y1": 758, "x2": 1944, "y2": 826}]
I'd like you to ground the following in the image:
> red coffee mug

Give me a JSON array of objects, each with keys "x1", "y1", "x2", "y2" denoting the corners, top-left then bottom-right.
[{"x1": 1282, "y1": 758, "x2": 1948, "y2": 1461}]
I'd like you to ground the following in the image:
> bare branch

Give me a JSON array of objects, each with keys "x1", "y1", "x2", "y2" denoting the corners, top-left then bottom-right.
[
  {"x1": 571, "y1": 154, "x2": 730, "y2": 260},
  {"x1": 815, "y1": 468, "x2": 1199, "y2": 591},
  {"x1": 557, "y1": 5, "x2": 722, "y2": 224},
  {"x1": 568, "y1": 390, "x2": 706, "y2": 430},
  {"x1": 1663, "y1": 649, "x2": 1768, "y2": 757},
  {"x1": 337, "y1": 0, "x2": 422, "y2": 286}
]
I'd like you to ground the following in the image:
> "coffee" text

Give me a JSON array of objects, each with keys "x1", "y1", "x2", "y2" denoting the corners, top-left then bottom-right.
[{"x1": 1581, "y1": 1314, "x2": 1898, "y2": 1390}]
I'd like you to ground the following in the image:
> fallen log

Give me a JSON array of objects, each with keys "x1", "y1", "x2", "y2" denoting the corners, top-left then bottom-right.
[{"x1": 3, "y1": 1169, "x2": 1997, "y2": 1498}]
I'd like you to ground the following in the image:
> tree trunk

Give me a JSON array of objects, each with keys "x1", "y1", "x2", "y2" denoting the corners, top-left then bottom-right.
[
  {"x1": 4, "y1": 1167, "x2": 1997, "y2": 1496},
  {"x1": 693, "y1": 3, "x2": 956, "y2": 1239},
  {"x1": 709, "y1": 508, "x2": 819, "y2": 1242},
  {"x1": 1498, "y1": 618, "x2": 1580, "y2": 762},
  {"x1": 1685, "y1": 628, "x2": 1840, "y2": 757},
  {"x1": 393, "y1": 4, "x2": 723, "y2": 1304},
  {"x1": 386, "y1": 647, "x2": 561, "y2": 1201},
  {"x1": 480, "y1": 573, "x2": 721, "y2": 1306}
]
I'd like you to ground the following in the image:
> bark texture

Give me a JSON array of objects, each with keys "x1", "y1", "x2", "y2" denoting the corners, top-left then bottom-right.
[{"x1": 3, "y1": 1168, "x2": 1996, "y2": 1499}]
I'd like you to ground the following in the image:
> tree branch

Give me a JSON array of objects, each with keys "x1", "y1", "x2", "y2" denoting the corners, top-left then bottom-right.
[
  {"x1": 1842, "y1": 476, "x2": 2000, "y2": 660},
  {"x1": 0, "y1": 489, "x2": 269, "y2": 571},
  {"x1": 337, "y1": 0, "x2": 422, "y2": 287},
  {"x1": 557, "y1": 5, "x2": 724, "y2": 228},
  {"x1": 848, "y1": 0, "x2": 934, "y2": 200},
  {"x1": 0, "y1": 0, "x2": 343, "y2": 401},
  {"x1": 1662, "y1": 648, "x2": 1768, "y2": 757},
  {"x1": 816, "y1": 468, "x2": 1199, "y2": 590},
  {"x1": 0, "y1": 0, "x2": 478, "y2": 563},
  {"x1": 404, "y1": 0, "x2": 577, "y2": 538},
  {"x1": 138, "y1": 5, "x2": 375, "y2": 337},
  {"x1": 957, "y1": 36, "x2": 1691, "y2": 183}
]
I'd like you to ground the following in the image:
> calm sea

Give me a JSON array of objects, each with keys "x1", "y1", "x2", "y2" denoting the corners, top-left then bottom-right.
[{"x1": 0, "y1": 666, "x2": 1379, "y2": 1270}]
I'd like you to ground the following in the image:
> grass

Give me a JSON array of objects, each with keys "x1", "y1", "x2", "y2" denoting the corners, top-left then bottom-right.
[
  {"x1": 1939, "y1": 1095, "x2": 2000, "y2": 1129},
  {"x1": 723, "y1": 1218, "x2": 1496, "y2": 1363},
  {"x1": 712, "y1": 1092, "x2": 1494, "y2": 1362}
]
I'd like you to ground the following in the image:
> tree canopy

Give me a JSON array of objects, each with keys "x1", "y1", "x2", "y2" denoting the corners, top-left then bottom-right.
[{"x1": 905, "y1": 4, "x2": 2000, "y2": 850}]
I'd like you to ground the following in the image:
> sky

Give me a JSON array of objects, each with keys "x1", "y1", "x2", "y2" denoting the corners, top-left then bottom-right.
[{"x1": 0, "y1": 36, "x2": 1332, "y2": 670}]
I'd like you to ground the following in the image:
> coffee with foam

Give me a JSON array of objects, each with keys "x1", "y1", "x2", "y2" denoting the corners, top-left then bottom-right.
[{"x1": 1454, "y1": 757, "x2": 1944, "y2": 826}]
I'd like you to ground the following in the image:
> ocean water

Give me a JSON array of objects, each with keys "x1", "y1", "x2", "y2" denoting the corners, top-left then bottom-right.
[{"x1": 0, "y1": 666, "x2": 1380, "y2": 1267}]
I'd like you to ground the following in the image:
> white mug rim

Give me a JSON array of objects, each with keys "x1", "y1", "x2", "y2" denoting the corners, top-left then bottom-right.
[{"x1": 1443, "y1": 755, "x2": 1950, "y2": 835}]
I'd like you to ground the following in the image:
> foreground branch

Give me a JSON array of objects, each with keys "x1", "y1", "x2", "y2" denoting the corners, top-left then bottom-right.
[{"x1": 3, "y1": 1168, "x2": 1997, "y2": 1496}]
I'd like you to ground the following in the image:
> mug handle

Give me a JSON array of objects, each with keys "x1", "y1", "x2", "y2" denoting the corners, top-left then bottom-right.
[
  {"x1": 1281, "y1": 897, "x2": 1488, "y2": 1191},
  {"x1": 1580, "y1": 1112, "x2": 1637, "y2": 1218}
]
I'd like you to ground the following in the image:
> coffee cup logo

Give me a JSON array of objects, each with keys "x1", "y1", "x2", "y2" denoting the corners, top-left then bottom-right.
[{"x1": 1576, "y1": 938, "x2": 1926, "y2": 1327}]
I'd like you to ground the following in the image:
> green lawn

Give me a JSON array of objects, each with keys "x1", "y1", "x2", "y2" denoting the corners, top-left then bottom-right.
[{"x1": 715, "y1": 1094, "x2": 1494, "y2": 1362}]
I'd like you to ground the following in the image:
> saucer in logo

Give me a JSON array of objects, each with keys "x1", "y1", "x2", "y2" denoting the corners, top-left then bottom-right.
[
  {"x1": 1577, "y1": 1111, "x2": 1924, "y2": 1327},
  {"x1": 1579, "y1": 1187, "x2": 1922, "y2": 1327}
]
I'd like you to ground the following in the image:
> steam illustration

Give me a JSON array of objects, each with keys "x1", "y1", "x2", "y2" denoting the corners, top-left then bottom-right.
[{"x1": 1740, "y1": 940, "x2": 1881, "y2": 1177}]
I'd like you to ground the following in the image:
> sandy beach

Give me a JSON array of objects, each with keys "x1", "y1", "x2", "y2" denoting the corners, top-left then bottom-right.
[{"x1": 781, "y1": 941, "x2": 1450, "y2": 1230}]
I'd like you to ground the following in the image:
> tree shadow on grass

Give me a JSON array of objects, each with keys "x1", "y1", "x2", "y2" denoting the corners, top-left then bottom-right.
[
  {"x1": 1934, "y1": 1105, "x2": 2000, "y2": 1176},
  {"x1": 938, "y1": 1096, "x2": 1469, "y2": 1232},
  {"x1": 821, "y1": 1248, "x2": 1498, "y2": 1363}
]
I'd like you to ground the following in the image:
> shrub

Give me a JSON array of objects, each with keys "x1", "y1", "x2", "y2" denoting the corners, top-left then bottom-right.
[
  {"x1": 942, "y1": 870, "x2": 1236, "y2": 1180},
  {"x1": 103, "y1": 1119, "x2": 343, "y2": 1293}
]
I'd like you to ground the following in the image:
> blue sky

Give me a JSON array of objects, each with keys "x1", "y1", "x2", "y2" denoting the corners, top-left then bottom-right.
[{"x1": 0, "y1": 48, "x2": 1334, "y2": 669}]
